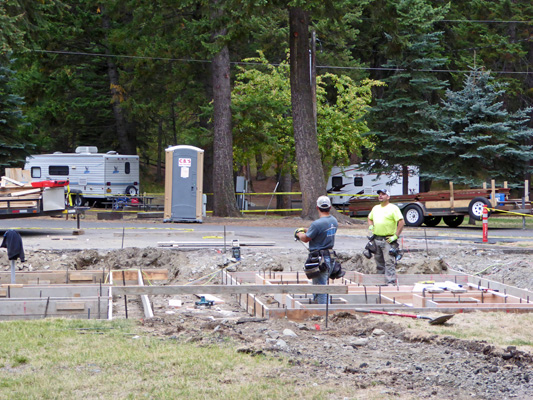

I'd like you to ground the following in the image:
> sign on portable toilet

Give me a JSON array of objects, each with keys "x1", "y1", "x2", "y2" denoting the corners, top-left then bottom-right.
[{"x1": 164, "y1": 145, "x2": 204, "y2": 223}]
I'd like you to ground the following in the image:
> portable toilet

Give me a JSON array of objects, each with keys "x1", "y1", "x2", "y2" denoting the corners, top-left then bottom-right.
[{"x1": 164, "y1": 145, "x2": 204, "y2": 223}]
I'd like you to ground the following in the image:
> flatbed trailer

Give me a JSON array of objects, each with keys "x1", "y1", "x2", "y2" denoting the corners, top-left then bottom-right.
[
  {"x1": 0, "y1": 172, "x2": 77, "y2": 220},
  {"x1": 348, "y1": 185, "x2": 531, "y2": 227}
]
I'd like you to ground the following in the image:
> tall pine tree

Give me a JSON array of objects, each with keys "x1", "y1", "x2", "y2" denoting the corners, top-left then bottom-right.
[
  {"x1": 0, "y1": 54, "x2": 32, "y2": 174},
  {"x1": 423, "y1": 67, "x2": 533, "y2": 186},
  {"x1": 365, "y1": 0, "x2": 449, "y2": 193}
]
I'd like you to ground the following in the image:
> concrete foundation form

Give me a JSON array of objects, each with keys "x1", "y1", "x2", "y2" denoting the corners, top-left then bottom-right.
[
  {"x1": 0, "y1": 269, "x2": 167, "y2": 320},
  {"x1": 226, "y1": 270, "x2": 533, "y2": 321}
]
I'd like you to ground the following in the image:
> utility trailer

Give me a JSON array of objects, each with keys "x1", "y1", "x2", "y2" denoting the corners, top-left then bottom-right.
[
  {"x1": 348, "y1": 184, "x2": 531, "y2": 227},
  {"x1": 24, "y1": 146, "x2": 140, "y2": 206},
  {"x1": 0, "y1": 172, "x2": 75, "y2": 220}
]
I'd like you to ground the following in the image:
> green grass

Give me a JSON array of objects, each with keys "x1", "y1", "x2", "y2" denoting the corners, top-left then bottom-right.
[{"x1": 0, "y1": 319, "x2": 357, "y2": 400}]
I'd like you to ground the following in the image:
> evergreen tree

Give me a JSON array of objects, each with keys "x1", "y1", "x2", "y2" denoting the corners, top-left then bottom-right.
[
  {"x1": 423, "y1": 67, "x2": 533, "y2": 185},
  {"x1": 365, "y1": 0, "x2": 449, "y2": 193},
  {"x1": 0, "y1": 54, "x2": 32, "y2": 174}
]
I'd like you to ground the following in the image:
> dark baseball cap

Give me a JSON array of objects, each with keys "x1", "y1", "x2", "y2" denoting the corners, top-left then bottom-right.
[{"x1": 377, "y1": 189, "x2": 390, "y2": 196}]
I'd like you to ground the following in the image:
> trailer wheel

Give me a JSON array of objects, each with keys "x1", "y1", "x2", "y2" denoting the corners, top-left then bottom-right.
[
  {"x1": 125, "y1": 185, "x2": 138, "y2": 196},
  {"x1": 443, "y1": 215, "x2": 464, "y2": 228},
  {"x1": 424, "y1": 216, "x2": 442, "y2": 227},
  {"x1": 73, "y1": 194, "x2": 84, "y2": 207},
  {"x1": 403, "y1": 204, "x2": 424, "y2": 227},
  {"x1": 468, "y1": 197, "x2": 491, "y2": 221}
]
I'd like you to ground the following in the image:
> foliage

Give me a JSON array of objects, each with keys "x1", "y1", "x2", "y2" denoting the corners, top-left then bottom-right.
[
  {"x1": 0, "y1": 53, "x2": 32, "y2": 173},
  {"x1": 232, "y1": 52, "x2": 382, "y2": 177},
  {"x1": 422, "y1": 67, "x2": 533, "y2": 186},
  {"x1": 364, "y1": 0, "x2": 450, "y2": 182}
]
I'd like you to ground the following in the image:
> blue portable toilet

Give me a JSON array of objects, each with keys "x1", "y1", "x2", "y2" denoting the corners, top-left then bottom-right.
[{"x1": 164, "y1": 145, "x2": 204, "y2": 223}]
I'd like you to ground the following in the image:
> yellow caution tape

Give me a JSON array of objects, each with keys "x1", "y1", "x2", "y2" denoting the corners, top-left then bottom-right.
[{"x1": 487, "y1": 208, "x2": 533, "y2": 218}]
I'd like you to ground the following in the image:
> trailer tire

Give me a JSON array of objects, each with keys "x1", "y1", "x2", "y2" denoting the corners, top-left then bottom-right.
[
  {"x1": 443, "y1": 215, "x2": 464, "y2": 228},
  {"x1": 424, "y1": 216, "x2": 442, "y2": 227},
  {"x1": 403, "y1": 204, "x2": 424, "y2": 227},
  {"x1": 73, "y1": 194, "x2": 84, "y2": 207},
  {"x1": 468, "y1": 197, "x2": 491, "y2": 221},
  {"x1": 125, "y1": 185, "x2": 138, "y2": 196}
]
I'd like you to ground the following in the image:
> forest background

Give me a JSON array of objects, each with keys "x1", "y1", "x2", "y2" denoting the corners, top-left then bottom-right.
[{"x1": 1, "y1": 0, "x2": 533, "y2": 218}]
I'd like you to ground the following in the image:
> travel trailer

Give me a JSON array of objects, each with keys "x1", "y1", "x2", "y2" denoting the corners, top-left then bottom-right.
[
  {"x1": 24, "y1": 146, "x2": 140, "y2": 206},
  {"x1": 327, "y1": 164, "x2": 419, "y2": 207}
]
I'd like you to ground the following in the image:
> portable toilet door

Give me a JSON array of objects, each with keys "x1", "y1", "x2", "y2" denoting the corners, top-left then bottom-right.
[{"x1": 164, "y1": 145, "x2": 204, "y2": 222}]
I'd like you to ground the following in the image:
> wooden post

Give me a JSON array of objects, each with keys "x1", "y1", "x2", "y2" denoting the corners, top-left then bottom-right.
[
  {"x1": 491, "y1": 179, "x2": 496, "y2": 208},
  {"x1": 449, "y1": 182, "x2": 454, "y2": 209}
]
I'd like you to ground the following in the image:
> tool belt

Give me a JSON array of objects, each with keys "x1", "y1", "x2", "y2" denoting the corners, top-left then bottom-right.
[{"x1": 304, "y1": 249, "x2": 338, "y2": 280}]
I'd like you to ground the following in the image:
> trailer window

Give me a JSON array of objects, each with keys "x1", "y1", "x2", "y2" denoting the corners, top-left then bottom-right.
[
  {"x1": 331, "y1": 177, "x2": 343, "y2": 190},
  {"x1": 353, "y1": 177, "x2": 363, "y2": 187},
  {"x1": 125, "y1": 162, "x2": 130, "y2": 174},
  {"x1": 49, "y1": 165, "x2": 69, "y2": 176},
  {"x1": 31, "y1": 167, "x2": 41, "y2": 179}
]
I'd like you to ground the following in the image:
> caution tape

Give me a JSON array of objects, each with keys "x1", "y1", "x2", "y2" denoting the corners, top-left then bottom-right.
[
  {"x1": 487, "y1": 208, "x2": 533, "y2": 218},
  {"x1": 5, "y1": 226, "x2": 194, "y2": 231}
]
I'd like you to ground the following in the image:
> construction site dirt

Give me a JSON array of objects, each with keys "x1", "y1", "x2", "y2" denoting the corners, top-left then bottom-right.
[{"x1": 2, "y1": 214, "x2": 533, "y2": 399}]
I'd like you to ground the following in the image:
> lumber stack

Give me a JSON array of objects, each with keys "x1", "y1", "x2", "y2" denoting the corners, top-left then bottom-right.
[{"x1": 0, "y1": 169, "x2": 40, "y2": 209}]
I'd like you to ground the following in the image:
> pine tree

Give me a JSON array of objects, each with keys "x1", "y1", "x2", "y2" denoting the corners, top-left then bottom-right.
[
  {"x1": 366, "y1": 0, "x2": 449, "y2": 193},
  {"x1": 0, "y1": 54, "x2": 32, "y2": 174},
  {"x1": 423, "y1": 67, "x2": 533, "y2": 186}
]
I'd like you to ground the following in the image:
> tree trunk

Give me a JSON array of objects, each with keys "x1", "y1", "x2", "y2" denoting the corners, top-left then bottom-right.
[
  {"x1": 101, "y1": 8, "x2": 135, "y2": 155},
  {"x1": 402, "y1": 164, "x2": 409, "y2": 194},
  {"x1": 289, "y1": 7, "x2": 326, "y2": 220},
  {"x1": 255, "y1": 153, "x2": 267, "y2": 181},
  {"x1": 211, "y1": 7, "x2": 239, "y2": 217},
  {"x1": 156, "y1": 119, "x2": 163, "y2": 182},
  {"x1": 276, "y1": 171, "x2": 292, "y2": 215}
]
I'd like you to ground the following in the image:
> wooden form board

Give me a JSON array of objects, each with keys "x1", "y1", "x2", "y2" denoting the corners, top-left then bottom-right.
[
  {"x1": 0, "y1": 269, "x2": 168, "y2": 285},
  {"x1": 0, "y1": 285, "x2": 110, "y2": 299},
  {"x1": 112, "y1": 284, "x2": 349, "y2": 296},
  {"x1": 226, "y1": 270, "x2": 533, "y2": 320},
  {"x1": 0, "y1": 297, "x2": 108, "y2": 320},
  {"x1": 111, "y1": 269, "x2": 168, "y2": 283}
]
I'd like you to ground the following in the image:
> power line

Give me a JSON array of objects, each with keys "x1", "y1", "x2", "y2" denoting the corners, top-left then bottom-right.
[
  {"x1": 441, "y1": 19, "x2": 533, "y2": 24},
  {"x1": 34, "y1": 49, "x2": 533, "y2": 75}
]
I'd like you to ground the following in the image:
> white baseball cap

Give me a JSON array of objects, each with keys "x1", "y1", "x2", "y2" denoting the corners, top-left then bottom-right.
[
  {"x1": 377, "y1": 189, "x2": 390, "y2": 196},
  {"x1": 316, "y1": 195, "x2": 331, "y2": 208}
]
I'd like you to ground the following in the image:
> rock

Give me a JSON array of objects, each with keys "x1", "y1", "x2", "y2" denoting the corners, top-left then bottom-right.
[
  {"x1": 502, "y1": 353, "x2": 513, "y2": 360},
  {"x1": 489, "y1": 366, "x2": 499, "y2": 373},
  {"x1": 276, "y1": 339, "x2": 288, "y2": 349},
  {"x1": 267, "y1": 330, "x2": 279, "y2": 339},
  {"x1": 283, "y1": 328, "x2": 297, "y2": 337},
  {"x1": 372, "y1": 328, "x2": 386, "y2": 336},
  {"x1": 350, "y1": 338, "x2": 369, "y2": 347}
]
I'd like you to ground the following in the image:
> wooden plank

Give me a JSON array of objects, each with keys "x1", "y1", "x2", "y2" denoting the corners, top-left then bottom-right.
[
  {"x1": 112, "y1": 284, "x2": 349, "y2": 296},
  {"x1": 69, "y1": 274, "x2": 94, "y2": 282},
  {"x1": 56, "y1": 301, "x2": 85, "y2": 311},
  {"x1": 158, "y1": 241, "x2": 275, "y2": 247},
  {"x1": 111, "y1": 269, "x2": 168, "y2": 282}
]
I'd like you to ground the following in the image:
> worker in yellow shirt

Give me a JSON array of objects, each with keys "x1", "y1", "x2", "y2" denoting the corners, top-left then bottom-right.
[{"x1": 368, "y1": 189, "x2": 405, "y2": 285}]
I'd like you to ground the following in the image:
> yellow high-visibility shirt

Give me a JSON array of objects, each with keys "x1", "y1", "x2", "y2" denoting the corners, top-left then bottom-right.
[{"x1": 368, "y1": 203, "x2": 403, "y2": 236}]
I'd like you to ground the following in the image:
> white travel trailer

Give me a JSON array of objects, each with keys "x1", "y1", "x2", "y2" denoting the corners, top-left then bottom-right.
[
  {"x1": 24, "y1": 146, "x2": 140, "y2": 206},
  {"x1": 327, "y1": 164, "x2": 419, "y2": 207}
]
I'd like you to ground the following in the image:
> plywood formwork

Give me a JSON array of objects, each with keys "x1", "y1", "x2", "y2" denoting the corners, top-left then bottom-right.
[
  {"x1": 0, "y1": 269, "x2": 168, "y2": 320},
  {"x1": 225, "y1": 270, "x2": 533, "y2": 321}
]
